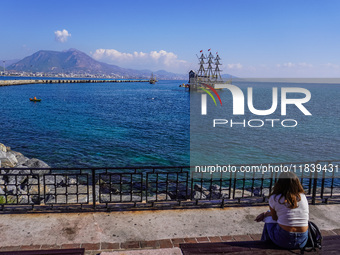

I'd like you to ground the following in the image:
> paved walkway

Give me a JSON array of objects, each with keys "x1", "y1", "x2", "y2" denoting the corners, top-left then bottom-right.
[{"x1": 0, "y1": 204, "x2": 339, "y2": 254}]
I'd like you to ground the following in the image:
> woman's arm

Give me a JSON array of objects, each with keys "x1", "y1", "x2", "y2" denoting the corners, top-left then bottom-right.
[{"x1": 270, "y1": 206, "x2": 278, "y2": 221}]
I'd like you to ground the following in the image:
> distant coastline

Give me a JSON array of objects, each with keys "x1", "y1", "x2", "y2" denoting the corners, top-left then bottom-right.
[{"x1": 233, "y1": 78, "x2": 340, "y2": 84}]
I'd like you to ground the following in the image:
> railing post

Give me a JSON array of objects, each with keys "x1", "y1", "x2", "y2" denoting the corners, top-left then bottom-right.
[
  {"x1": 311, "y1": 161, "x2": 319, "y2": 205},
  {"x1": 92, "y1": 169, "x2": 96, "y2": 209}
]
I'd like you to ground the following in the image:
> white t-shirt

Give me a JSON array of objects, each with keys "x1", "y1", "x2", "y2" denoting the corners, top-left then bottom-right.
[{"x1": 269, "y1": 193, "x2": 309, "y2": 227}]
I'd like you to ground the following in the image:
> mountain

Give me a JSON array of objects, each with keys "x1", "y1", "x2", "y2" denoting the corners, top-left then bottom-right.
[
  {"x1": 0, "y1": 59, "x2": 20, "y2": 70},
  {"x1": 221, "y1": 74, "x2": 236, "y2": 79},
  {"x1": 7, "y1": 49, "x2": 187, "y2": 79},
  {"x1": 8, "y1": 48, "x2": 136, "y2": 77},
  {"x1": 154, "y1": 70, "x2": 187, "y2": 80}
]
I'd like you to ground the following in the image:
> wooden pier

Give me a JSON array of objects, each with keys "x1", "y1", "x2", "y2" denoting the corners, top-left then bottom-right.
[{"x1": 0, "y1": 79, "x2": 149, "y2": 86}]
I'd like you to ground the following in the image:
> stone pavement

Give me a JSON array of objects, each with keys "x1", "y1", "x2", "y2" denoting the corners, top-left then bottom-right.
[{"x1": 0, "y1": 204, "x2": 340, "y2": 254}]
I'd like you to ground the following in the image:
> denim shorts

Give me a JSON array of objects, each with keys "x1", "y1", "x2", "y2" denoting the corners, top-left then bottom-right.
[{"x1": 261, "y1": 223, "x2": 308, "y2": 249}]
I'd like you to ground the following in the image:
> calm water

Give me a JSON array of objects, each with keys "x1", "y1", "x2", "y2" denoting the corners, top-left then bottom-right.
[
  {"x1": 190, "y1": 81, "x2": 340, "y2": 166},
  {"x1": 1, "y1": 79, "x2": 339, "y2": 168},
  {"x1": 0, "y1": 80, "x2": 190, "y2": 167}
]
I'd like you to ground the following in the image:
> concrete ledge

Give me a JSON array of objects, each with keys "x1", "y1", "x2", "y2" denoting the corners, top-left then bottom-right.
[
  {"x1": 0, "y1": 231, "x2": 339, "y2": 255},
  {"x1": 101, "y1": 248, "x2": 182, "y2": 255},
  {"x1": 0, "y1": 205, "x2": 340, "y2": 254}
]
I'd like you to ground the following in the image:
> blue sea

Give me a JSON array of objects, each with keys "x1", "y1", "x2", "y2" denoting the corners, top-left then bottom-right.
[
  {"x1": 0, "y1": 78, "x2": 339, "y2": 168},
  {"x1": 0, "y1": 79, "x2": 189, "y2": 167},
  {"x1": 190, "y1": 80, "x2": 340, "y2": 167}
]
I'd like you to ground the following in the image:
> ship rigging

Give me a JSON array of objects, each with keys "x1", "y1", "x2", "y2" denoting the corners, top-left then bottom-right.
[{"x1": 188, "y1": 50, "x2": 232, "y2": 90}]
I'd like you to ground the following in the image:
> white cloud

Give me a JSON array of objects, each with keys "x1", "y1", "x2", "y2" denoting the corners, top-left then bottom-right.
[
  {"x1": 227, "y1": 63, "x2": 243, "y2": 69},
  {"x1": 54, "y1": 29, "x2": 71, "y2": 43},
  {"x1": 277, "y1": 62, "x2": 313, "y2": 68},
  {"x1": 283, "y1": 62, "x2": 295, "y2": 68},
  {"x1": 92, "y1": 49, "x2": 189, "y2": 73},
  {"x1": 322, "y1": 63, "x2": 340, "y2": 69}
]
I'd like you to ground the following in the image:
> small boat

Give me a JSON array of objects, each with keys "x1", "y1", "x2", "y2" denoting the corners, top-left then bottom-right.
[{"x1": 29, "y1": 98, "x2": 41, "y2": 102}]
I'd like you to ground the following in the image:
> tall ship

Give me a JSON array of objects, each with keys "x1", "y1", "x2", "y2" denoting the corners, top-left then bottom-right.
[
  {"x1": 149, "y1": 73, "x2": 158, "y2": 84},
  {"x1": 188, "y1": 50, "x2": 232, "y2": 90}
]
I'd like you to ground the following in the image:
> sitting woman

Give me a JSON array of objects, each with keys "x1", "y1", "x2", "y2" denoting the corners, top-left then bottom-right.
[{"x1": 255, "y1": 171, "x2": 309, "y2": 249}]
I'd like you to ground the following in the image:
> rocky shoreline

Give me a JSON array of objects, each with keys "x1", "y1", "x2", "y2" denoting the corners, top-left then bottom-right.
[
  {"x1": 1, "y1": 142, "x2": 338, "y2": 209},
  {"x1": 0, "y1": 143, "x2": 50, "y2": 168},
  {"x1": 0, "y1": 143, "x2": 265, "y2": 206}
]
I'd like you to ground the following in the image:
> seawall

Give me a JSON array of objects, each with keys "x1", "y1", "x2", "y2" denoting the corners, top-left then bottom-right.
[{"x1": 0, "y1": 79, "x2": 149, "y2": 86}]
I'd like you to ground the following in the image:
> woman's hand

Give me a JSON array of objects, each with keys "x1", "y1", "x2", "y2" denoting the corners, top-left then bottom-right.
[
  {"x1": 254, "y1": 212, "x2": 266, "y2": 222},
  {"x1": 254, "y1": 211, "x2": 271, "y2": 222}
]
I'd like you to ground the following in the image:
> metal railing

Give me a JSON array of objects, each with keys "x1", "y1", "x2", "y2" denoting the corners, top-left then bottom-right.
[{"x1": 0, "y1": 161, "x2": 339, "y2": 213}]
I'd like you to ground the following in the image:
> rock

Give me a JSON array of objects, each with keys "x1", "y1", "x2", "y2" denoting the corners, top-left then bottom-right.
[
  {"x1": 0, "y1": 185, "x2": 5, "y2": 195},
  {"x1": 28, "y1": 183, "x2": 51, "y2": 196},
  {"x1": 24, "y1": 158, "x2": 50, "y2": 169},
  {"x1": 0, "y1": 158, "x2": 15, "y2": 168},
  {"x1": 99, "y1": 183, "x2": 119, "y2": 194},
  {"x1": 0, "y1": 143, "x2": 50, "y2": 169},
  {"x1": 67, "y1": 177, "x2": 77, "y2": 185},
  {"x1": 250, "y1": 187, "x2": 270, "y2": 197},
  {"x1": 0, "y1": 143, "x2": 7, "y2": 152},
  {"x1": 16, "y1": 165, "x2": 29, "y2": 169},
  {"x1": 147, "y1": 193, "x2": 171, "y2": 201},
  {"x1": 209, "y1": 184, "x2": 227, "y2": 199},
  {"x1": 18, "y1": 195, "x2": 31, "y2": 204},
  {"x1": 194, "y1": 184, "x2": 210, "y2": 196},
  {"x1": 6, "y1": 151, "x2": 19, "y2": 165},
  {"x1": 43, "y1": 194, "x2": 56, "y2": 204},
  {"x1": 167, "y1": 183, "x2": 191, "y2": 200},
  {"x1": 6, "y1": 169, "x2": 31, "y2": 175},
  {"x1": 0, "y1": 151, "x2": 18, "y2": 167},
  {"x1": 43, "y1": 175, "x2": 66, "y2": 186},
  {"x1": 193, "y1": 190, "x2": 206, "y2": 200},
  {"x1": 15, "y1": 153, "x2": 30, "y2": 166},
  {"x1": 208, "y1": 184, "x2": 253, "y2": 199},
  {"x1": 228, "y1": 188, "x2": 252, "y2": 198},
  {"x1": 2, "y1": 169, "x2": 30, "y2": 185},
  {"x1": 100, "y1": 194, "x2": 142, "y2": 202},
  {"x1": 132, "y1": 182, "x2": 150, "y2": 191},
  {"x1": 31, "y1": 195, "x2": 44, "y2": 204},
  {"x1": 26, "y1": 184, "x2": 52, "y2": 204},
  {"x1": 4, "y1": 185, "x2": 17, "y2": 195},
  {"x1": 210, "y1": 184, "x2": 221, "y2": 191}
]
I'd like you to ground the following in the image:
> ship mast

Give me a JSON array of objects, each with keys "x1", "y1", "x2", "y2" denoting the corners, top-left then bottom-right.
[
  {"x1": 188, "y1": 49, "x2": 231, "y2": 90},
  {"x1": 214, "y1": 52, "x2": 222, "y2": 80},
  {"x1": 197, "y1": 52, "x2": 206, "y2": 77},
  {"x1": 206, "y1": 51, "x2": 214, "y2": 79}
]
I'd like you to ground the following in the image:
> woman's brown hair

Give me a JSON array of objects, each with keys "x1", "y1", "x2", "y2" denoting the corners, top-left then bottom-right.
[{"x1": 270, "y1": 171, "x2": 305, "y2": 209}]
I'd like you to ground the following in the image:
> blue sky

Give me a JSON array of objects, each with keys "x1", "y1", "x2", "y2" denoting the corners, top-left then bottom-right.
[{"x1": 1, "y1": 0, "x2": 340, "y2": 77}]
